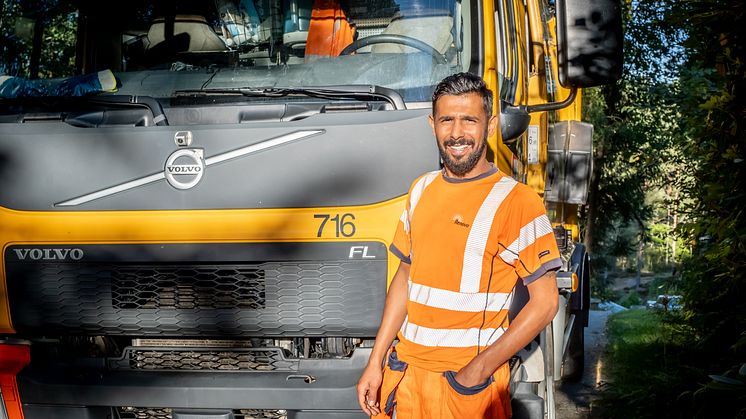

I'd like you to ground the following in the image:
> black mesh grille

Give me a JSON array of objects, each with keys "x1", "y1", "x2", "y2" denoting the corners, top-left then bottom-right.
[
  {"x1": 111, "y1": 265, "x2": 265, "y2": 309},
  {"x1": 114, "y1": 347, "x2": 297, "y2": 371},
  {"x1": 5, "y1": 243, "x2": 386, "y2": 336},
  {"x1": 118, "y1": 407, "x2": 287, "y2": 419}
]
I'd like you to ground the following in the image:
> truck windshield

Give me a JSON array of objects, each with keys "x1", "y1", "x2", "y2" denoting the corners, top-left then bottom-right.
[{"x1": 1, "y1": 0, "x2": 475, "y2": 104}]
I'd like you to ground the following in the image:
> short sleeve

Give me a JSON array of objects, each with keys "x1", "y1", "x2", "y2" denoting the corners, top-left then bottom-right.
[
  {"x1": 499, "y1": 188, "x2": 562, "y2": 285},
  {"x1": 390, "y1": 203, "x2": 411, "y2": 264},
  {"x1": 389, "y1": 171, "x2": 439, "y2": 265}
]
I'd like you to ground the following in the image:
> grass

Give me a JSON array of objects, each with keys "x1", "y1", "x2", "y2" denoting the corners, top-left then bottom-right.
[{"x1": 599, "y1": 309, "x2": 705, "y2": 418}]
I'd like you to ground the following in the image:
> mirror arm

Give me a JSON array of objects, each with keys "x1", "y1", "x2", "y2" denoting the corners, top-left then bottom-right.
[{"x1": 526, "y1": 87, "x2": 578, "y2": 113}]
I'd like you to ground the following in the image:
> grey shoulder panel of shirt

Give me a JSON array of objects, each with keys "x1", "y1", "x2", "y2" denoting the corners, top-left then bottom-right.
[
  {"x1": 522, "y1": 258, "x2": 563, "y2": 285},
  {"x1": 389, "y1": 243, "x2": 412, "y2": 265}
]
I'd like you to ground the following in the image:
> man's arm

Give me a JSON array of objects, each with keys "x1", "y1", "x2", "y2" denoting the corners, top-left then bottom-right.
[
  {"x1": 356, "y1": 260, "x2": 410, "y2": 416},
  {"x1": 454, "y1": 271, "x2": 559, "y2": 387}
]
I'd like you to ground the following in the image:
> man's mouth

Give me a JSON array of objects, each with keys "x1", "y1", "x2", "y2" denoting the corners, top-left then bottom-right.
[{"x1": 445, "y1": 140, "x2": 474, "y2": 158}]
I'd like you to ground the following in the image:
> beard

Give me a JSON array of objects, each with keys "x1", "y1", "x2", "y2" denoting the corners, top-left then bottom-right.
[{"x1": 437, "y1": 134, "x2": 488, "y2": 177}]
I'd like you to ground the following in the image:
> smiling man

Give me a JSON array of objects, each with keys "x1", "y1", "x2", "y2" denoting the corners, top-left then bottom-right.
[{"x1": 356, "y1": 73, "x2": 561, "y2": 418}]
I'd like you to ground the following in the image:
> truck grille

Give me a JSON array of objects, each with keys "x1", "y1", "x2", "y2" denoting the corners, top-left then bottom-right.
[
  {"x1": 118, "y1": 407, "x2": 287, "y2": 419},
  {"x1": 112, "y1": 347, "x2": 298, "y2": 371},
  {"x1": 111, "y1": 265, "x2": 265, "y2": 310},
  {"x1": 5, "y1": 242, "x2": 387, "y2": 336}
]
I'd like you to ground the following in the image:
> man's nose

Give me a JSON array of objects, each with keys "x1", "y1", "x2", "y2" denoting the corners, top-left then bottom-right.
[{"x1": 451, "y1": 119, "x2": 466, "y2": 139}]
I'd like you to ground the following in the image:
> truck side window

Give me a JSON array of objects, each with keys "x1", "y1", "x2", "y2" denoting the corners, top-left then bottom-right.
[{"x1": 0, "y1": 2, "x2": 78, "y2": 79}]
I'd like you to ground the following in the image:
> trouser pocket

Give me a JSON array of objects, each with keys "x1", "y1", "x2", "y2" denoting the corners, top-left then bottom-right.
[
  {"x1": 442, "y1": 370, "x2": 500, "y2": 418},
  {"x1": 380, "y1": 350, "x2": 408, "y2": 416},
  {"x1": 442, "y1": 370, "x2": 494, "y2": 396}
]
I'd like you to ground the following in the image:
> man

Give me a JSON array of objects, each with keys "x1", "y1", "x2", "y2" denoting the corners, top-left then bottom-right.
[{"x1": 356, "y1": 72, "x2": 561, "y2": 418}]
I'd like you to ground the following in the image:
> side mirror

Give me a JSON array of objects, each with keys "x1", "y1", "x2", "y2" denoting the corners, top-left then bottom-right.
[
  {"x1": 500, "y1": 102, "x2": 531, "y2": 154},
  {"x1": 556, "y1": 0, "x2": 623, "y2": 87}
]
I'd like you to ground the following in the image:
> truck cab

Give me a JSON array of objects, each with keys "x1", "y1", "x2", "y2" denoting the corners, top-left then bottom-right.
[{"x1": 0, "y1": 0, "x2": 621, "y2": 418}]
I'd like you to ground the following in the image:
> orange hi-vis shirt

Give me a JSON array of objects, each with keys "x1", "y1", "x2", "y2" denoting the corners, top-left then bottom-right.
[{"x1": 389, "y1": 166, "x2": 562, "y2": 373}]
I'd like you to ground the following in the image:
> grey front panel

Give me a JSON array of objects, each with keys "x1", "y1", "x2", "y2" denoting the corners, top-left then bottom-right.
[
  {"x1": 0, "y1": 109, "x2": 438, "y2": 211},
  {"x1": 18, "y1": 348, "x2": 374, "y2": 416},
  {"x1": 5, "y1": 242, "x2": 386, "y2": 336}
]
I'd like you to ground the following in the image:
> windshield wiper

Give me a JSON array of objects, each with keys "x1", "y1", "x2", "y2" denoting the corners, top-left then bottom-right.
[
  {"x1": 90, "y1": 95, "x2": 169, "y2": 126},
  {"x1": 0, "y1": 95, "x2": 169, "y2": 126},
  {"x1": 174, "y1": 85, "x2": 406, "y2": 110}
]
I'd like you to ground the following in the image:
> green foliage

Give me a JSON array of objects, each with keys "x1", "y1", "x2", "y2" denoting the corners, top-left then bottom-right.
[
  {"x1": 600, "y1": 310, "x2": 706, "y2": 418},
  {"x1": 593, "y1": 0, "x2": 746, "y2": 416},
  {"x1": 618, "y1": 291, "x2": 642, "y2": 308},
  {"x1": 583, "y1": 78, "x2": 687, "y2": 296},
  {"x1": 680, "y1": 364, "x2": 746, "y2": 419},
  {"x1": 649, "y1": 273, "x2": 682, "y2": 296},
  {"x1": 1, "y1": 0, "x2": 77, "y2": 78},
  {"x1": 672, "y1": 0, "x2": 746, "y2": 409},
  {"x1": 582, "y1": 0, "x2": 693, "y2": 276},
  {"x1": 602, "y1": 310, "x2": 746, "y2": 418},
  {"x1": 38, "y1": 7, "x2": 77, "y2": 78},
  {"x1": 591, "y1": 281, "x2": 617, "y2": 302}
]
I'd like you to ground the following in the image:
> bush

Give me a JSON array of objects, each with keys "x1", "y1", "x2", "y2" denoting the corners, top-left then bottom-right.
[
  {"x1": 619, "y1": 291, "x2": 642, "y2": 308},
  {"x1": 599, "y1": 310, "x2": 703, "y2": 418}
]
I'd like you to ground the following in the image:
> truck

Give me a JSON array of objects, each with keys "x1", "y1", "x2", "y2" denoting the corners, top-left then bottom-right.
[{"x1": 0, "y1": 0, "x2": 621, "y2": 418}]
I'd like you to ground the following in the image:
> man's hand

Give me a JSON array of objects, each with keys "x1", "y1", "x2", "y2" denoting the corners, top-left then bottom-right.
[
  {"x1": 355, "y1": 261, "x2": 410, "y2": 416},
  {"x1": 356, "y1": 364, "x2": 383, "y2": 416},
  {"x1": 454, "y1": 357, "x2": 489, "y2": 387},
  {"x1": 454, "y1": 272, "x2": 559, "y2": 389}
]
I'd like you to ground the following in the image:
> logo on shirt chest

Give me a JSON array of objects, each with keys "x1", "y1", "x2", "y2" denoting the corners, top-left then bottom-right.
[{"x1": 452, "y1": 214, "x2": 471, "y2": 228}]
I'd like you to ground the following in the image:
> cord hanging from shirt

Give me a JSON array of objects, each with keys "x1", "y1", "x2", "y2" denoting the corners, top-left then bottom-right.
[{"x1": 476, "y1": 241, "x2": 539, "y2": 355}]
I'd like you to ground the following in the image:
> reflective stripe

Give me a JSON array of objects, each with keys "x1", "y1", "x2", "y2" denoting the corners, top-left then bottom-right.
[
  {"x1": 460, "y1": 176, "x2": 517, "y2": 293},
  {"x1": 399, "y1": 315, "x2": 409, "y2": 335},
  {"x1": 400, "y1": 209, "x2": 410, "y2": 234},
  {"x1": 499, "y1": 214, "x2": 554, "y2": 264},
  {"x1": 409, "y1": 171, "x2": 439, "y2": 218},
  {"x1": 401, "y1": 321, "x2": 506, "y2": 348},
  {"x1": 406, "y1": 171, "x2": 438, "y2": 261},
  {"x1": 409, "y1": 282, "x2": 512, "y2": 312}
]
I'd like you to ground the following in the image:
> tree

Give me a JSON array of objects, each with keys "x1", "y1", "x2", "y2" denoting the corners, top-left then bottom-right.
[
  {"x1": 582, "y1": 0, "x2": 692, "y2": 297},
  {"x1": 672, "y1": 1, "x2": 746, "y2": 415},
  {"x1": 1, "y1": 0, "x2": 77, "y2": 78},
  {"x1": 591, "y1": 0, "x2": 746, "y2": 416}
]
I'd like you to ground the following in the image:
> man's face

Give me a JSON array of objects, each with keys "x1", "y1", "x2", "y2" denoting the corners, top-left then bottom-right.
[{"x1": 429, "y1": 93, "x2": 497, "y2": 178}]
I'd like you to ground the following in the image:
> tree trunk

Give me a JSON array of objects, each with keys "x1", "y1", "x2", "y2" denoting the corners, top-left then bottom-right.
[
  {"x1": 636, "y1": 238, "x2": 643, "y2": 290},
  {"x1": 29, "y1": 12, "x2": 44, "y2": 79},
  {"x1": 583, "y1": 162, "x2": 601, "y2": 254},
  {"x1": 671, "y1": 194, "x2": 678, "y2": 265}
]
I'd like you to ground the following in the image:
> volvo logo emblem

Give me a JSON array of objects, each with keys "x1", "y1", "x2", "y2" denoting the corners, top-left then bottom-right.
[
  {"x1": 164, "y1": 149, "x2": 205, "y2": 190},
  {"x1": 13, "y1": 248, "x2": 84, "y2": 261}
]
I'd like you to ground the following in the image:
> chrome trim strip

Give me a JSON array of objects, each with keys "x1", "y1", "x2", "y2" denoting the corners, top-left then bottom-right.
[
  {"x1": 56, "y1": 173, "x2": 165, "y2": 207},
  {"x1": 204, "y1": 130, "x2": 323, "y2": 165},
  {"x1": 56, "y1": 130, "x2": 324, "y2": 207}
]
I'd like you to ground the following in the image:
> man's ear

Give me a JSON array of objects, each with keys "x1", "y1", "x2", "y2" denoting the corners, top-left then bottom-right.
[
  {"x1": 487, "y1": 114, "x2": 498, "y2": 137},
  {"x1": 428, "y1": 114, "x2": 436, "y2": 135}
]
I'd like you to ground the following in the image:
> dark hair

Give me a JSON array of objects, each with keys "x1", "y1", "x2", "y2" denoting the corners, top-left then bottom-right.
[{"x1": 431, "y1": 72, "x2": 493, "y2": 117}]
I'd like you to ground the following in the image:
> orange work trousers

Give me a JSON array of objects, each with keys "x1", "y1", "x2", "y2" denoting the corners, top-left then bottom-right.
[{"x1": 373, "y1": 351, "x2": 512, "y2": 419}]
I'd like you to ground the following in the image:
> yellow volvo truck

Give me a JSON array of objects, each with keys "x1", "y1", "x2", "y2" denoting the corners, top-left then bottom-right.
[{"x1": 0, "y1": 0, "x2": 620, "y2": 418}]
